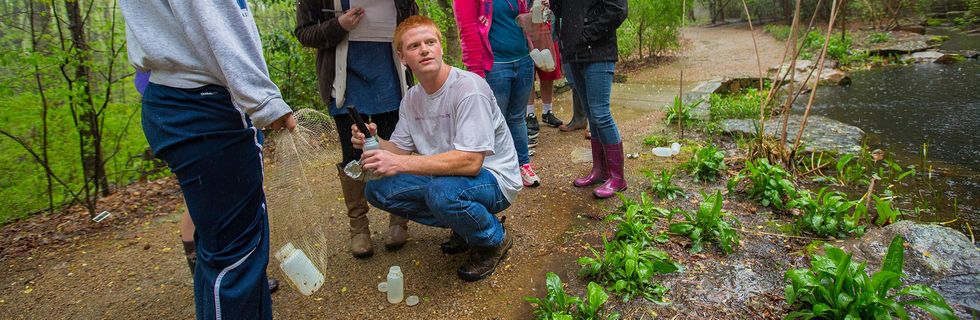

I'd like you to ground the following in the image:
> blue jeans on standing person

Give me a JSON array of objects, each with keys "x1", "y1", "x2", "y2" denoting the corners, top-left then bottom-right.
[
  {"x1": 364, "y1": 168, "x2": 510, "y2": 247},
  {"x1": 142, "y1": 83, "x2": 272, "y2": 320},
  {"x1": 564, "y1": 62, "x2": 622, "y2": 145},
  {"x1": 485, "y1": 55, "x2": 535, "y2": 165}
]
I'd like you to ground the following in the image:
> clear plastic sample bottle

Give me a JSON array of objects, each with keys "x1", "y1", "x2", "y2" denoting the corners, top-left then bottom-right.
[{"x1": 386, "y1": 266, "x2": 404, "y2": 304}]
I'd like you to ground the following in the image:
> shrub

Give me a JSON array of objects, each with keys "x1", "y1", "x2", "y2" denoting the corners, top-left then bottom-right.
[
  {"x1": 664, "y1": 96, "x2": 701, "y2": 125},
  {"x1": 867, "y1": 32, "x2": 891, "y2": 44}
]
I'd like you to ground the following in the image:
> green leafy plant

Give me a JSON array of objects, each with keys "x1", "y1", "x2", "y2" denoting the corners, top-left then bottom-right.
[
  {"x1": 872, "y1": 194, "x2": 902, "y2": 226},
  {"x1": 668, "y1": 191, "x2": 740, "y2": 254},
  {"x1": 789, "y1": 188, "x2": 866, "y2": 238},
  {"x1": 644, "y1": 169, "x2": 686, "y2": 200},
  {"x1": 728, "y1": 158, "x2": 798, "y2": 210},
  {"x1": 664, "y1": 96, "x2": 702, "y2": 125},
  {"x1": 867, "y1": 32, "x2": 891, "y2": 44},
  {"x1": 834, "y1": 153, "x2": 869, "y2": 187},
  {"x1": 608, "y1": 193, "x2": 664, "y2": 245},
  {"x1": 525, "y1": 272, "x2": 620, "y2": 320},
  {"x1": 683, "y1": 144, "x2": 726, "y2": 182},
  {"x1": 642, "y1": 134, "x2": 669, "y2": 147},
  {"x1": 708, "y1": 88, "x2": 770, "y2": 120},
  {"x1": 784, "y1": 236, "x2": 956, "y2": 320},
  {"x1": 578, "y1": 239, "x2": 681, "y2": 302}
]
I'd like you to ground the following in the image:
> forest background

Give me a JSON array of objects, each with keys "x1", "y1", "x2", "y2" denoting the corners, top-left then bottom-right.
[{"x1": 0, "y1": 0, "x2": 976, "y2": 225}]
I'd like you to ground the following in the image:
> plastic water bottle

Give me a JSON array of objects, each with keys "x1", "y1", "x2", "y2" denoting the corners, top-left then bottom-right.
[
  {"x1": 531, "y1": 0, "x2": 545, "y2": 23},
  {"x1": 275, "y1": 243, "x2": 325, "y2": 296},
  {"x1": 540, "y1": 48, "x2": 555, "y2": 71},
  {"x1": 386, "y1": 266, "x2": 404, "y2": 304}
]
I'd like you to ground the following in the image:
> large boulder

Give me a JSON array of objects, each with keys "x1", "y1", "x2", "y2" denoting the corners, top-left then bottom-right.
[
  {"x1": 721, "y1": 115, "x2": 864, "y2": 154},
  {"x1": 843, "y1": 221, "x2": 980, "y2": 318},
  {"x1": 768, "y1": 60, "x2": 850, "y2": 88},
  {"x1": 903, "y1": 50, "x2": 964, "y2": 64},
  {"x1": 865, "y1": 34, "x2": 941, "y2": 55}
]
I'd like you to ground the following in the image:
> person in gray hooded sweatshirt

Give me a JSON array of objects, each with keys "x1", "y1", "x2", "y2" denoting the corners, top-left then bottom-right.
[{"x1": 121, "y1": 1, "x2": 294, "y2": 318}]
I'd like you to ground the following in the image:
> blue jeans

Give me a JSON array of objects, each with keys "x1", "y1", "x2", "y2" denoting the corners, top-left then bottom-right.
[
  {"x1": 565, "y1": 62, "x2": 622, "y2": 144},
  {"x1": 486, "y1": 56, "x2": 534, "y2": 165},
  {"x1": 142, "y1": 83, "x2": 272, "y2": 320},
  {"x1": 364, "y1": 168, "x2": 510, "y2": 247}
]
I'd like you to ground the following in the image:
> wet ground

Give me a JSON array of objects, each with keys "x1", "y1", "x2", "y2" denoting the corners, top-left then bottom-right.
[{"x1": 0, "y1": 24, "x2": 792, "y2": 319}]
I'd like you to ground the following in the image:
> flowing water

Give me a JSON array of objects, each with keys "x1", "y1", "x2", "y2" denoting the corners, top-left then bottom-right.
[{"x1": 794, "y1": 43, "x2": 980, "y2": 232}]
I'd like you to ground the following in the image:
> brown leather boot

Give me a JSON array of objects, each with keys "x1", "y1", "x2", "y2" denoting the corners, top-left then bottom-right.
[
  {"x1": 384, "y1": 214, "x2": 409, "y2": 251},
  {"x1": 456, "y1": 231, "x2": 513, "y2": 282},
  {"x1": 338, "y1": 164, "x2": 374, "y2": 259}
]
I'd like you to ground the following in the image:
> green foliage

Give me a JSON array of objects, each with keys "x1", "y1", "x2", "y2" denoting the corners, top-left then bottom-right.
[
  {"x1": 642, "y1": 134, "x2": 669, "y2": 147},
  {"x1": 578, "y1": 239, "x2": 681, "y2": 302},
  {"x1": 925, "y1": 18, "x2": 946, "y2": 26},
  {"x1": 833, "y1": 153, "x2": 870, "y2": 187},
  {"x1": 668, "y1": 191, "x2": 740, "y2": 254},
  {"x1": 617, "y1": 0, "x2": 687, "y2": 61},
  {"x1": 525, "y1": 272, "x2": 620, "y2": 320},
  {"x1": 664, "y1": 96, "x2": 701, "y2": 125},
  {"x1": 580, "y1": 194, "x2": 680, "y2": 302},
  {"x1": 872, "y1": 194, "x2": 902, "y2": 226},
  {"x1": 611, "y1": 193, "x2": 669, "y2": 245},
  {"x1": 708, "y1": 88, "x2": 769, "y2": 120},
  {"x1": 683, "y1": 144, "x2": 726, "y2": 182},
  {"x1": 789, "y1": 188, "x2": 866, "y2": 238},
  {"x1": 868, "y1": 32, "x2": 891, "y2": 44},
  {"x1": 728, "y1": 158, "x2": 798, "y2": 210},
  {"x1": 784, "y1": 236, "x2": 957, "y2": 320},
  {"x1": 644, "y1": 169, "x2": 685, "y2": 200}
]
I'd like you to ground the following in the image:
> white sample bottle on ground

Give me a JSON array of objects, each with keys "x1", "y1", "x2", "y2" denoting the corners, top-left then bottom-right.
[
  {"x1": 275, "y1": 242, "x2": 325, "y2": 296},
  {"x1": 386, "y1": 266, "x2": 404, "y2": 304}
]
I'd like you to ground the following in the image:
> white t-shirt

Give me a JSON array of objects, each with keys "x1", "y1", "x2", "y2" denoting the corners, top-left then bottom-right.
[{"x1": 389, "y1": 67, "x2": 522, "y2": 203}]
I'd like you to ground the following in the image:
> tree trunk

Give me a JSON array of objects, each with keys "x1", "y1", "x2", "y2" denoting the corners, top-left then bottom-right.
[
  {"x1": 436, "y1": 0, "x2": 461, "y2": 66},
  {"x1": 65, "y1": 0, "x2": 108, "y2": 215},
  {"x1": 29, "y1": 0, "x2": 54, "y2": 212}
]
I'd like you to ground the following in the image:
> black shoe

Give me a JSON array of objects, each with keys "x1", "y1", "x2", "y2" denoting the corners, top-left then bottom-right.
[
  {"x1": 440, "y1": 231, "x2": 470, "y2": 255},
  {"x1": 526, "y1": 113, "x2": 540, "y2": 139},
  {"x1": 527, "y1": 136, "x2": 538, "y2": 148},
  {"x1": 268, "y1": 278, "x2": 280, "y2": 294},
  {"x1": 456, "y1": 231, "x2": 513, "y2": 282},
  {"x1": 541, "y1": 112, "x2": 564, "y2": 127}
]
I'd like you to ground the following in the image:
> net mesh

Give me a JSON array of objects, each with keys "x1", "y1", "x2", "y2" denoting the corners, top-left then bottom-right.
[{"x1": 263, "y1": 108, "x2": 342, "y2": 275}]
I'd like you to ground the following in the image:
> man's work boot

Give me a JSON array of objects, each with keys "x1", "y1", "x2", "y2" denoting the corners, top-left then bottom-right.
[
  {"x1": 338, "y1": 164, "x2": 374, "y2": 259},
  {"x1": 384, "y1": 214, "x2": 409, "y2": 251},
  {"x1": 457, "y1": 231, "x2": 513, "y2": 282},
  {"x1": 182, "y1": 238, "x2": 279, "y2": 293},
  {"x1": 440, "y1": 231, "x2": 470, "y2": 255}
]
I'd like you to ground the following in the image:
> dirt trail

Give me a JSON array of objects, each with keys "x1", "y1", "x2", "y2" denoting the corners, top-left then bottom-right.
[{"x1": 0, "y1": 24, "x2": 786, "y2": 319}]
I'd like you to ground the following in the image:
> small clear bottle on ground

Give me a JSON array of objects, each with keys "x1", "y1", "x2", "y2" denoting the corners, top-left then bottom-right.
[{"x1": 386, "y1": 266, "x2": 404, "y2": 304}]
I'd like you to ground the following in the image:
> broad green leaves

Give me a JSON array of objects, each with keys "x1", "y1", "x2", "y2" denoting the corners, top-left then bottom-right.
[
  {"x1": 668, "y1": 191, "x2": 740, "y2": 254},
  {"x1": 525, "y1": 272, "x2": 620, "y2": 320},
  {"x1": 683, "y1": 144, "x2": 727, "y2": 182},
  {"x1": 783, "y1": 236, "x2": 956, "y2": 320},
  {"x1": 729, "y1": 158, "x2": 798, "y2": 211}
]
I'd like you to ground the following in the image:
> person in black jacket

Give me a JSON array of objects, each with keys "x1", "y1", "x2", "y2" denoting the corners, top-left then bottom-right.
[
  {"x1": 295, "y1": 0, "x2": 419, "y2": 258},
  {"x1": 551, "y1": 0, "x2": 629, "y2": 199}
]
